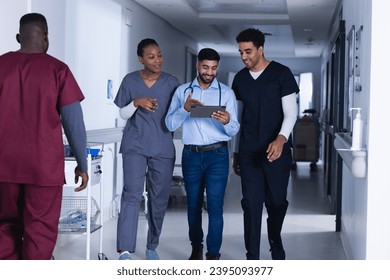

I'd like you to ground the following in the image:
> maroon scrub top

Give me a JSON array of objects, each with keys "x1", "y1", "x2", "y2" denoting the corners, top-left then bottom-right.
[{"x1": 0, "y1": 52, "x2": 84, "y2": 186}]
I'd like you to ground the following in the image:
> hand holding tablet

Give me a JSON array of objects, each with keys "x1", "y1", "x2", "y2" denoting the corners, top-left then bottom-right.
[{"x1": 190, "y1": 105, "x2": 226, "y2": 118}]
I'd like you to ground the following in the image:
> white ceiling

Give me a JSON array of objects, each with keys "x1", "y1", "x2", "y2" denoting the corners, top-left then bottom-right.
[{"x1": 134, "y1": 0, "x2": 341, "y2": 57}]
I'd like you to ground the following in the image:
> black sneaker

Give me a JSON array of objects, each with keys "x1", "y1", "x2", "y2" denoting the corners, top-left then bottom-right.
[
  {"x1": 188, "y1": 245, "x2": 203, "y2": 260},
  {"x1": 206, "y1": 253, "x2": 220, "y2": 260},
  {"x1": 269, "y1": 241, "x2": 286, "y2": 260}
]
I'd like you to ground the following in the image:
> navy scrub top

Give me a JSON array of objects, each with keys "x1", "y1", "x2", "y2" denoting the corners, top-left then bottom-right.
[{"x1": 232, "y1": 61, "x2": 299, "y2": 153}]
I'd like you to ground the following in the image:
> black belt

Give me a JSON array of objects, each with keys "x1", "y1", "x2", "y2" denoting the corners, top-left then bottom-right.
[{"x1": 185, "y1": 141, "x2": 227, "y2": 152}]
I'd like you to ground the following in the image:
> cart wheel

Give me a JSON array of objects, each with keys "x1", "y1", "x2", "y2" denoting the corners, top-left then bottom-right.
[
  {"x1": 168, "y1": 195, "x2": 177, "y2": 208},
  {"x1": 98, "y1": 253, "x2": 108, "y2": 260},
  {"x1": 310, "y1": 163, "x2": 317, "y2": 172}
]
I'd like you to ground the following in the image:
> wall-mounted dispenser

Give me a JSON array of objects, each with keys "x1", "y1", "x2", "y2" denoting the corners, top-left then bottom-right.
[
  {"x1": 350, "y1": 108, "x2": 363, "y2": 150},
  {"x1": 334, "y1": 133, "x2": 367, "y2": 178},
  {"x1": 333, "y1": 107, "x2": 366, "y2": 177}
]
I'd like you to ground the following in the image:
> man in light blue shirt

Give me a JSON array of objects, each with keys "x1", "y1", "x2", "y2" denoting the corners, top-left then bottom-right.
[{"x1": 165, "y1": 48, "x2": 239, "y2": 260}]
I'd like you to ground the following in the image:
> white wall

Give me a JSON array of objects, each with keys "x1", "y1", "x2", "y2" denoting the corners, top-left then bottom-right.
[
  {"x1": 64, "y1": 0, "x2": 122, "y2": 130},
  {"x1": 334, "y1": 0, "x2": 370, "y2": 260},
  {"x1": 365, "y1": 0, "x2": 390, "y2": 259},
  {"x1": 322, "y1": 0, "x2": 390, "y2": 259},
  {"x1": 0, "y1": 0, "x2": 27, "y2": 54},
  {"x1": 0, "y1": 0, "x2": 67, "y2": 59},
  {"x1": 31, "y1": 0, "x2": 66, "y2": 60}
]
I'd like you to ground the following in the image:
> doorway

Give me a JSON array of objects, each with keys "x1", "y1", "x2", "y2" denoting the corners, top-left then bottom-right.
[
  {"x1": 323, "y1": 20, "x2": 346, "y2": 231},
  {"x1": 185, "y1": 47, "x2": 197, "y2": 82}
]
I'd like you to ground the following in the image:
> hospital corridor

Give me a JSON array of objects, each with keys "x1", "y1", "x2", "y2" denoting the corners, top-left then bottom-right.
[
  {"x1": 2, "y1": 0, "x2": 390, "y2": 264},
  {"x1": 52, "y1": 162, "x2": 346, "y2": 260}
]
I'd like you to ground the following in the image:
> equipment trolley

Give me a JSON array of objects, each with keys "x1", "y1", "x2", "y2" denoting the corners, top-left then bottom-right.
[
  {"x1": 292, "y1": 115, "x2": 320, "y2": 171},
  {"x1": 59, "y1": 143, "x2": 107, "y2": 260}
]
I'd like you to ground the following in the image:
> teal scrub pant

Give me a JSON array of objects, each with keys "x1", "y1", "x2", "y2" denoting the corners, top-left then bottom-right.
[{"x1": 116, "y1": 153, "x2": 174, "y2": 253}]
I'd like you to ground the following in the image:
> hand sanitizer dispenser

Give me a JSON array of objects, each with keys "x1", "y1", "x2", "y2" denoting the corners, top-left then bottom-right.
[{"x1": 350, "y1": 108, "x2": 363, "y2": 150}]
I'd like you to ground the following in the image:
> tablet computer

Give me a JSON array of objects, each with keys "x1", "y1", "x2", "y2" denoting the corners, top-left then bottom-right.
[{"x1": 190, "y1": 105, "x2": 226, "y2": 118}]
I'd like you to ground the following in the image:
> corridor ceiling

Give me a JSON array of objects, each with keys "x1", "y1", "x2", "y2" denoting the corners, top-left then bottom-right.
[{"x1": 134, "y1": 0, "x2": 341, "y2": 57}]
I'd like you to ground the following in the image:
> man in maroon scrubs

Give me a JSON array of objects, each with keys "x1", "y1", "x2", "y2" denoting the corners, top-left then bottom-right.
[{"x1": 0, "y1": 13, "x2": 88, "y2": 260}]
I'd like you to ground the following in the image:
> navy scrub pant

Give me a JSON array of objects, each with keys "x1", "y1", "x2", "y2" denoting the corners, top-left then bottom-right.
[
  {"x1": 117, "y1": 153, "x2": 174, "y2": 253},
  {"x1": 238, "y1": 146, "x2": 292, "y2": 260}
]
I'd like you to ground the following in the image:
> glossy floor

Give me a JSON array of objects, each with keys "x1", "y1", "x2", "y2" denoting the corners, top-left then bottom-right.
[{"x1": 52, "y1": 162, "x2": 347, "y2": 260}]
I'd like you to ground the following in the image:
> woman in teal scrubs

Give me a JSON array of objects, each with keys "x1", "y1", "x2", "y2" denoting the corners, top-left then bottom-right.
[{"x1": 114, "y1": 39, "x2": 179, "y2": 260}]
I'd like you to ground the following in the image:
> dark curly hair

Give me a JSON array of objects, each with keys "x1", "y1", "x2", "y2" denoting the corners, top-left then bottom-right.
[{"x1": 236, "y1": 28, "x2": 265, "y2": 49}]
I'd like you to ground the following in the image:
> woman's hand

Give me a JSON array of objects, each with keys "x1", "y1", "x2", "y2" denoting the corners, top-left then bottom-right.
[{"x1": 134, "y1": 97, "x2": 158, "y2": 112}]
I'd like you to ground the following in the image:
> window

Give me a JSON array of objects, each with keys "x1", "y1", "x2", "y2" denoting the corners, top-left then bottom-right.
[{"x1": 298, "y1": 72, "x2": 313, "y2": 117}]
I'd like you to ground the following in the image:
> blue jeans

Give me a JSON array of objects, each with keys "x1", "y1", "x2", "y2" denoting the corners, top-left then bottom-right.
[{"x1": 182, "y1": 145, "x2": 229, "y2": 257}]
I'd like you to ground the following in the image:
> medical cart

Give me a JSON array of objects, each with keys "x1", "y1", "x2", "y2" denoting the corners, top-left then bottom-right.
[
  {"x1": 292, "y1": 114, "x2": 320, "y2": 171},
  {"x1": 59, "y1": 144, "x2": 107, "y2": 260}
]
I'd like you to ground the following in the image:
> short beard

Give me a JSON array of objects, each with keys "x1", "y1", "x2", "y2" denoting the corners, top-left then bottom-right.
[{"x1": 198, "y1": 73, "x2": 215, "y2": 85}]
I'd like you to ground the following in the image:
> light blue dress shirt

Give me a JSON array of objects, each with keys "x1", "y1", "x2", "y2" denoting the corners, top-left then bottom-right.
[{"x1": 165, "y1": 78, "x2": 240, "y2": 145}]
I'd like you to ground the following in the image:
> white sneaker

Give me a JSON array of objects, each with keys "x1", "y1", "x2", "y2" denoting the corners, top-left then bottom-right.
[
  {"x1": 119, "y1": 251, "x2": 132, "y2": 260},
  {"x1": 146, "y1": 249, "x2": 159, "y2": 260}
]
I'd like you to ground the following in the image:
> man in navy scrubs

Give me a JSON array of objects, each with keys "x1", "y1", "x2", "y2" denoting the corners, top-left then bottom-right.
[{"x1": 232, "y1": 28, "x2": 299, "y2": 260}]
